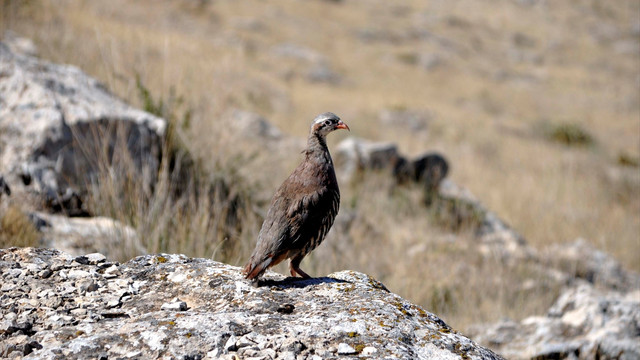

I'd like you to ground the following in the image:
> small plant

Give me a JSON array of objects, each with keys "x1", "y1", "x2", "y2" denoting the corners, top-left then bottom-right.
[
  {"x1": 617, "y1": 151, "x2": 639, "y2": 168},
  {"x1": 542, "y1": 122, "x2": 595, "y2": 147},
  {"x1": 397, "y1": 52, "x2": 419, "y2": 65}
]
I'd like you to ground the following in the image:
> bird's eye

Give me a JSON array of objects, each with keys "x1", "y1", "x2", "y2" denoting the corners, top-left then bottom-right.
[{"x1": 324, "y1": 120, "x2": 333, "y2": 126}]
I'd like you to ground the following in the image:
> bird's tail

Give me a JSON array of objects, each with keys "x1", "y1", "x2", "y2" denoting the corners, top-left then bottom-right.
[
  {"x1": 243, "y1": 251, "x2": 287, "y2": 280},
  {"x1": 243, "y1": 257, "x2": 270, "y2": 280}
]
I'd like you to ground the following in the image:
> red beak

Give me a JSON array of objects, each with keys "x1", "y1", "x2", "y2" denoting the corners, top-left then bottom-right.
[{"x1": 336, "y1": 121, "x2": 350, "y2": 131}]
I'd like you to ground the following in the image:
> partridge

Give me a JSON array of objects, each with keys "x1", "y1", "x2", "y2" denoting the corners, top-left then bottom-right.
[{"x1": 244, "y1": 112, "x2": 349, "y2": 281}]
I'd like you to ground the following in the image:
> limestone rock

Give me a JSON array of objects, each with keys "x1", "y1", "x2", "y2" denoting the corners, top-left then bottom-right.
[
  {"x1": 394, "y1": 152, "x2": 449, "y2": 192},
  {"x1": 335, "y1": 137, "x2": 449, "y2": 195},
  {"x1": 31, "y1": 212, "x2": 144, "y2": 261},
  {"x1": 543, "y1": 238, "x2": 640, "y2": 292},
  {"x1": 0, "y1": 42, "x2": 166, "y2": 214},
  {"x1": 0, "y1": 247, "x2": 504, "y2": 360},
  {"x1": 438, "y1": 179, "x2": 534, "y2": 262},
  {"x1": 228, "y1": 109, "x2": 284, "y2": 142},
  {"x1": 2, "y1": 31, "x2": 38, "y2": 57},
  {"x1": 334, "y1": 137, "x2": 401, "y2": 181},
  {"x1": 469, "y1": 281, "x2": 640, "y2": 360}
]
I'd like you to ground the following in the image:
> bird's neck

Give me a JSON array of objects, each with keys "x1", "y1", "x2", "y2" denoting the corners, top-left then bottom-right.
[
  {"x1": 305, "y1": 133, "x2": 332, "y2": 164},
  {"x1": 307, "y1": 132, "x2": 328, "y2": 151}
]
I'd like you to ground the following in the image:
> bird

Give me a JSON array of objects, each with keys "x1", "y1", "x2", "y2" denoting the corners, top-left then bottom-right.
[{"x1": 243, "y1": 112, "x2": 349, "y2": 281}]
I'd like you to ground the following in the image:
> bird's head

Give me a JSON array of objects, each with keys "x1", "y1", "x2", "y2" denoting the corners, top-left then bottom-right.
[{"x1": 310, "y1": 112, "x2": 350, "y2": 137}]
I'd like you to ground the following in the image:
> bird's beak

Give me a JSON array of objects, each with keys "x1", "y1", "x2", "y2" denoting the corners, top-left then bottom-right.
[{"x1": 336, "y1": 121, "x2": 350, "y2": 131}]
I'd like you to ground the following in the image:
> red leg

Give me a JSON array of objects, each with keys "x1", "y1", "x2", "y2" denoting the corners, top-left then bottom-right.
[{"x1": 289, "y1": 255, "x2": 311, "y2": 279}]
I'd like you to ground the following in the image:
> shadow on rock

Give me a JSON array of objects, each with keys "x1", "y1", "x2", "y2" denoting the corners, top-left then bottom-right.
[{"x1": 254, "y1": 276, "x2": 349, "y2": 289}]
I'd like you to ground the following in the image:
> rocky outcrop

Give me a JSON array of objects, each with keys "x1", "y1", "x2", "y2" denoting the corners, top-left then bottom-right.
[
  {"x1": 30, "y1": 212, "x2": 144, "y2": 260},
  {"x1": 226, "y1": 109, "x2": 304, "y2": 152},
  {"x1": 0, "y1": 41, "x2": 166, "y2": 215},
  {"x1": 468, "y1": 238, "x2": 640, "y2": 359},
  {"x1": 334, "y1": 137, "x2": 531, "y2": 263},
  {"x1": 542, "y1": 238, "x2": 640, "y2": 292},
  {"x1": 334, "y1": 137, "x2": 449, "y2": 194},
  {"x1": 469, "y1": 281, "x2": 640, "y2": 360},
  {"x1": 334, "y1": 137, "x2": 402, "y2": 181},
  {"x1": 0, "y1": 247, "x2": 504, "y2": 359}
]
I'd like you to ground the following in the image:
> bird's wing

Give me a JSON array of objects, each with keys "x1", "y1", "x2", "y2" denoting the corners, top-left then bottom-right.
[
  {"x1": 285, "y1": 185, "x2": 338, "y2": 250},
  {"x1": 251, "y1": 195, "x2": 291, "y2": 256}
]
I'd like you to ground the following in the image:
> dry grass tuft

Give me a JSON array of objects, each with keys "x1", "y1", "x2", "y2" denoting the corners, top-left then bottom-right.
[
  {"x1": 540, "y1": 121, "x2": 595, "y2": 147},
  {"x1": 79, "y1": 80, "x2": 261, "y2": 263},
  {"x1": 0, "y1": 206, "x2": 40, "y2": 248}
]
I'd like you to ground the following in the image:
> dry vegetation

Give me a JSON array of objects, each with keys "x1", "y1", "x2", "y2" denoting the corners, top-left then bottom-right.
[
  {"x1": 1, "y1": 0, "x2": 638, "y2": 331},
  {"x1": 0, "y1": 206, "x2": 40, "y2": 248}
]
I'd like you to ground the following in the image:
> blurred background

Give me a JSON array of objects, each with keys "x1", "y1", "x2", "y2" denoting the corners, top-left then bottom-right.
[{"x1": 1, "y1": 0, "x2": 638, "y2": 339}]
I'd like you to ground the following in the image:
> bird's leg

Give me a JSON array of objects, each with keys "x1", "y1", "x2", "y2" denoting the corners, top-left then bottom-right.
[{"x1": 289, "y1": 256, "x2": 311, "y2": 279}]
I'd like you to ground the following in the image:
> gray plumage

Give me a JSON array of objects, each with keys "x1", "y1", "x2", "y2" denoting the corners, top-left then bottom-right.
[{"x1": 244, "y1": 112, "x2": 349, "y2": 280}]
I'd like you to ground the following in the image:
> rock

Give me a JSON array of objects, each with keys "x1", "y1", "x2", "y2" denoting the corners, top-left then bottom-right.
[
  {"x1": 223, "y1": 109, "x2": 304, "y2": 162},
  {"x1": 337, "y1": 343, "x2": 357, "y2": 355},
  {"x1": 0, "y1": 175, "x2": 10, "y2": 197},
  {"x1": 32, "y1": 212, "x2": 144, "y2": 260},
  {"x1": 394, "y1": 152, "x2": 449, "y2": 192},
  {"x1": 334, "y1": 137, "x2": 401, "y2": 181},
  {"x1": 228, "y1": 109, "x2": 284, "y2": 142},
  {"x1": 161, "y1": 298, "x2": 189, "y2": 311},
  {"x1": 335, "y1": 138, "x2": 449, "y2": 194},
  {"x1": 438, "y1": 180, "x2": 534, "y2": 262},
  {"x1": 469, "y1": 281, "x2": 640, "y2": 360},
  {"x1": 0, "y1": 42, "x2": 166, "y2": 214},
  {"x1": 334, "y1": 137, "x2": 530, "y2": 263},
  {"x1": 0, "y1": 247, "x2": 504, "y2": 360},
  {"x1": 2, "y1": 31, "x2": 38, "y2": 57},
  {"x1": 543, "y1": 238, "x2": 640, "y2": 292},
  {"x1": 417, "y1": 52, "x2": 445, "y2": 71},
  {"x1": 361, "y1": 346, "x2": 378, "y2": 355},
  {"x1": 271, "y1": 43, "x2": 325, "y2": 63}
]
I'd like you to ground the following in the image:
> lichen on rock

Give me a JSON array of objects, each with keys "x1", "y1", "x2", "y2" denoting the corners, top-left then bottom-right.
[{"x1": 0, "y1": 247, "x2": 503, "y2": 359}]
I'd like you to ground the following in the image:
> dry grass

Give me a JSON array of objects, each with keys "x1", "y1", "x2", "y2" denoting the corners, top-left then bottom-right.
[
  {"x1": 74, "y1": 79, "x2": 262, "y2": 264},
  {"x1": 2, "y1": 0, "x2": 638, "y2": 333},
  {"x1": 0, "y1": 206, "x2": 40, "y2": 248}
]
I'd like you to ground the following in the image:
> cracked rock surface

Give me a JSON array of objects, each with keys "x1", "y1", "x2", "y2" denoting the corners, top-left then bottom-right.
[{"x1": 0, "y1": 247, "x2": 503, "y2": 359}]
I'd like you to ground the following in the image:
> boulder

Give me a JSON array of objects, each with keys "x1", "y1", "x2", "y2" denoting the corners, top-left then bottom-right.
[
  {"x1": 334, "y1": 137, "x2": 531, "y2": 262},
  {"x1": 228, "y1": 109, "x2": 284, "y2": 142},
  {"x1": 335, "y1": 137, "x2": 449, "y2": 193},
  {"x1": 438, "y1": 179, "x2": 534, "y2": 262},
  {"x1": 334, "y1": 137, "x2": 401, "y2": 182},
  {"x1": 469, "y1": 281, "x2": 640, "y2": 360},
  {"x1": 543, "y1": 238, "x2": 640, "y2": 292},
  {"x1": 394, "y1": 152, "x2": 449, "y2": 193},
  {"x1": 0, "y1": 247, "x2": 504, "y2": 360},
  {"x1": 0, "y1": 42, "x2": 166, "y2": 214},
  {"x1": 30, "y1": 212, "x2": 144, "y2": 261}
]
